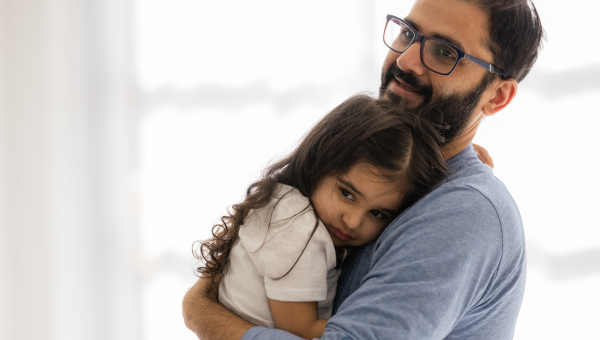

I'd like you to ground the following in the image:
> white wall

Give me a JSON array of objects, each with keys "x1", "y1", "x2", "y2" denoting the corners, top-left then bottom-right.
[{"x1": 0, "y1": 1, "x2": 141, "y2": 339}]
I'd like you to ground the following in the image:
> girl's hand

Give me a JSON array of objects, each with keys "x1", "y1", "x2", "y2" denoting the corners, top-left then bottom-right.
[{"x1": 473, "y1": 143, "x2": 494, "y2": 169}]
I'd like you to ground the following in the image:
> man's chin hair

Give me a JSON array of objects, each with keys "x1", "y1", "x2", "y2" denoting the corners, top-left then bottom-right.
[
  {"x1": 379, "y1": 89, "x2": 405, "y2": 106},
  {"x1": 380, "y1": 88, "x2": 480, "y2": 144},
  {"x1": 379, "y1": 88, "x2": 424, "y2": 109},
  {"x1": 418, "y1": 92, "x2": 480, "y2": 143},
  {"x1": 378, "y1": 68, "x2": 494, "y2": 143}
]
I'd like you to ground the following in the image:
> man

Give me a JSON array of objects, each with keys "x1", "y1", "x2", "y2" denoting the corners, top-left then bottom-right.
[{"x1": 183, "y1": 0, "x2": 544, "y2": 338}]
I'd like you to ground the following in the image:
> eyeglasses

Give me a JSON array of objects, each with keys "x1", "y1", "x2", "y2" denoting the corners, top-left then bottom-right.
[{"x1": 383, "y1": 14, "x2": 504, "y2": 77}]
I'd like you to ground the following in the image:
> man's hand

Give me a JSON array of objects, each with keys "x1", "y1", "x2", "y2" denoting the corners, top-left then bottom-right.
[
  {"x1": 182, "y1": 275, "x2": 254, "y2": 340},
  {"x1": 473, "y1": 144, "x2": 494, "y2": 168}
]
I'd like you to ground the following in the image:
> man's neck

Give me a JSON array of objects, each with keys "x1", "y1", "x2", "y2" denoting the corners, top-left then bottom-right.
[{"x1": 441, "y1": 111, "x2": 484, "y2": 160}]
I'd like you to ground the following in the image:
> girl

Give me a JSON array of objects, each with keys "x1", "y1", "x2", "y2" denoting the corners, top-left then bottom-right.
[{"x1": 194, "y1": 94, "x2": 447, "y2": 339}]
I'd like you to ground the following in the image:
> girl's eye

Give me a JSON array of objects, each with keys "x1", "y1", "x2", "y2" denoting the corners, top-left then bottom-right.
[
  {"x1": 370, "y1": 210, "x2": 386, "y2": 219},
  {"x1": 341, "y1": 188, "x2": 354, "y2": 200}
]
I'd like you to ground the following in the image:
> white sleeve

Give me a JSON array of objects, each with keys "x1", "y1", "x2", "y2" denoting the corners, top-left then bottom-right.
[{"x1": 238, "y1": 187, "x2": 337, "y2": 302}]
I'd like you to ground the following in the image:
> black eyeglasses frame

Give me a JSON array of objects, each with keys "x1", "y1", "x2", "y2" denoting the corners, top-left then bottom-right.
[{"x1": 384, "y1": 14, "x2": 505, "y2": 77}]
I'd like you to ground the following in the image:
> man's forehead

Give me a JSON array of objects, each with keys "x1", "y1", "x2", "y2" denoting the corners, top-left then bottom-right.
[
  {"x1": 403, "y1": 18, "x2": 467, "y2": 52},
  {"x1": 405, "y1": 0, "x2": 491, "y2": 57}
]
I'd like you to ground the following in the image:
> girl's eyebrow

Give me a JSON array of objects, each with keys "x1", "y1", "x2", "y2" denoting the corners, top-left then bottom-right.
[
  {"x1": 338, "y1": 177, "x2": 397, "y2": 216},
  {"x1": 338, "y1": 177, "x2": 363, "y2": 197}
]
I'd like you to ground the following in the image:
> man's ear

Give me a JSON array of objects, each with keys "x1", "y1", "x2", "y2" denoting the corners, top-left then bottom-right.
[{"x1": 482, "y1": 78, "x2": 518, "y2": 117}]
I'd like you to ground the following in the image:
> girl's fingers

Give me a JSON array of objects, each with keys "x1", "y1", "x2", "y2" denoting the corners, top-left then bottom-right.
[{"x1": 473, "y1": 144, "x2": 494, "y2": 169}]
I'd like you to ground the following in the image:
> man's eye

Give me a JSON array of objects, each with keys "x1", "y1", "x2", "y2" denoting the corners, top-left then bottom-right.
[
  {"x1": 370, "y1": 210, "x2": 385, "y2": 219},
  {"x1": 430, "y1": 43, "x2": 458, "y2": 65},
  {"x1": 401, "y1": 29, "x2": 414, "y2": 42},
  {"x1": 441, "y1": 48, "x2": 454, "y2": 58},
  {"x1": 341, "y1": 188, "x2": 354, "y2": 200}
]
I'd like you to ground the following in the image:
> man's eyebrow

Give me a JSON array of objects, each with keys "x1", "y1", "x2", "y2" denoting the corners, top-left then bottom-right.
[
  {"x1": 432, "y1": 33, "x2": 466, "y2": 52},
  {"x1": 404, "y1": 18, "x2": 420, "y2": 31},
  {"x1": 404, "y1": 18, "x2": 466, "y2": 52}
]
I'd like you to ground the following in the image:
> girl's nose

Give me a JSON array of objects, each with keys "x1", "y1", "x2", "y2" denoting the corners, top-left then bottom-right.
[
  {"x1": 396, "y1": 42, "x2": 426, "y2": 76},
  {"x1": 342, "y1": 210, "x2": 363, "y2": 231}
]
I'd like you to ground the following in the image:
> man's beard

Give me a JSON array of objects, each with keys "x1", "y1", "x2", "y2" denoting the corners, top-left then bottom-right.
[{"x1": 379, "y1": 64, "x2": 492, "y2": 144}]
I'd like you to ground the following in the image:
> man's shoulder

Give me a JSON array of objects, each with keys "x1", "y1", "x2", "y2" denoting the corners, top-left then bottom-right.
[
  {"x1": 380, "y1": 158, "x2": 523, "y2": 256},
  {"x1": 402, "y1": 176, "x2": 509, "y2": 231},
  {"x1": 412, "y1": 143, "x2": 521, "y2": 224},
  {"x1": 442, "y1": 145, "x2": 520, "y2": 222},
  {"x1": 380, "y1": 180, "x2": 505, "y2": 259},
  {"x1": 442, "y1": 162, "x2": 522, "y2": 233}
]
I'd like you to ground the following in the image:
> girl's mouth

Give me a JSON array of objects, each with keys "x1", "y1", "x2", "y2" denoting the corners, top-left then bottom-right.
[{"x1": 331, "y1": 226, "x2": 353, "y2": 241}]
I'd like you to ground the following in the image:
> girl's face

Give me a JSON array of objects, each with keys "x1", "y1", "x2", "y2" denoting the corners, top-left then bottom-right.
[{"x1": 310, "y1": 163, "x2": 403, "y2": 247}]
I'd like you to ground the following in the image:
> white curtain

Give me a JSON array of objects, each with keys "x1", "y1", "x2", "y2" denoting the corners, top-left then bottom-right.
[{"x1": 0, "y1": 1, "x2": 142, "y2": 340}]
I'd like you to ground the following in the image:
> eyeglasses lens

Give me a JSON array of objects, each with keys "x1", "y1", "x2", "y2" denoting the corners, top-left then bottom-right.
[
  {"x1": 384, "y1": 18, "x2": 459, "y2": 74},
  {"x1": 422, "y1": 39, "x2": 459, "y2": 74},
  {"x1": 384, "y1": 18, "x2": 414, "y2": 53}
]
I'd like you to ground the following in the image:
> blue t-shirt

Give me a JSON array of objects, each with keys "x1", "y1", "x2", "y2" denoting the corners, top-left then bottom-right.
[{"x1": 242, "y1": 144, "x2": 526, "y2": 340}]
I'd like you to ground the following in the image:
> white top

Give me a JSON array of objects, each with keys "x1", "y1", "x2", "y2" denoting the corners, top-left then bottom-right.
[{"x1": 218, "y1": 184, "x2": 339, "y2": 328}]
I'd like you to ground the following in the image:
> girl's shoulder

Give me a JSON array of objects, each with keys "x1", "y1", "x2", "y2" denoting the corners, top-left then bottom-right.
[
  {"x1": 243, "y1": 184, "x2": 314, "y2": 234},
  {"x1": 268, "y1": 184, "x2": 312, "y2": 221},
  {"x1": 239, "y1": 184, "x2": 326, "y2": 253},
  {"x1": 239, "y1": 184, "x2": 337, "y2": 278}
]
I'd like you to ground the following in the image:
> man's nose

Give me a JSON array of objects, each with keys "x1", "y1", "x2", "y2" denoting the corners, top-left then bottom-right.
[{"x1": 396, "y1": 42, "x2": 426, "y2": 76}]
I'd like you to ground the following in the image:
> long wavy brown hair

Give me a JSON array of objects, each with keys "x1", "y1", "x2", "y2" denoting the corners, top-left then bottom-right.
[{"x1": 193, "y1": 94, "x2": 448, "y2": 281}]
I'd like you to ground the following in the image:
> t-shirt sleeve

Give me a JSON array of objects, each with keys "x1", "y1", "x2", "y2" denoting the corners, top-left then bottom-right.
[{"x1": 239, "y1": 188, "x2": 336, "y2": 303}]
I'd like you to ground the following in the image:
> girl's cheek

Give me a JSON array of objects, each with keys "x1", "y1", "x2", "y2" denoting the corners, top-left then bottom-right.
[
  {"x1": 366, "y1": 225, "x2": 385, "y2": 241},
  {"x1": 317, "y1": 199, "x2": 335, "y2": 221}
]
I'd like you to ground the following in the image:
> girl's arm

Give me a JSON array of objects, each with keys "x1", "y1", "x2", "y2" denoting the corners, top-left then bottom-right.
[{"x1": 269, "y1": 299, "x2": 327, "y2": 339}]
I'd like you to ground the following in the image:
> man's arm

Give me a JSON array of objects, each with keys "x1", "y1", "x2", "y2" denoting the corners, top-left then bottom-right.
[{"x1": 182, "y1": 277, "x2": 254, "y2": 340}]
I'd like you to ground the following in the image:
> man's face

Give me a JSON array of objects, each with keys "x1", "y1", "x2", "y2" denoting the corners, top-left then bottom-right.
[{"x1": 380, "y1": 0, "x2": 496, "y2": 142}]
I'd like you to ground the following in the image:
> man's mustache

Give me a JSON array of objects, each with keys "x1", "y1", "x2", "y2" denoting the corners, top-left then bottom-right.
[{"x1": 387, "y1": 64, "x2": 433, "y2": 96}]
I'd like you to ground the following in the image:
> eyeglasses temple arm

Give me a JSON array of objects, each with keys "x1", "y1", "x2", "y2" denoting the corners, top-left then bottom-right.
[{"x1": 464, "y1": 54, "x2": 505, "y2": 77}]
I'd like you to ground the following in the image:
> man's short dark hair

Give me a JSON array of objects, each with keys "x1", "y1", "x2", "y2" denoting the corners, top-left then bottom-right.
[{"x1": 468, "y1": 0, "x2": 545, "y2": 83}]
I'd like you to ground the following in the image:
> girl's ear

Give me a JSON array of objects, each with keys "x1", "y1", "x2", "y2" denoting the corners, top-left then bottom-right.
[{"x1": 482, "y1": 78, "x2": 518, "y2": 117}]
